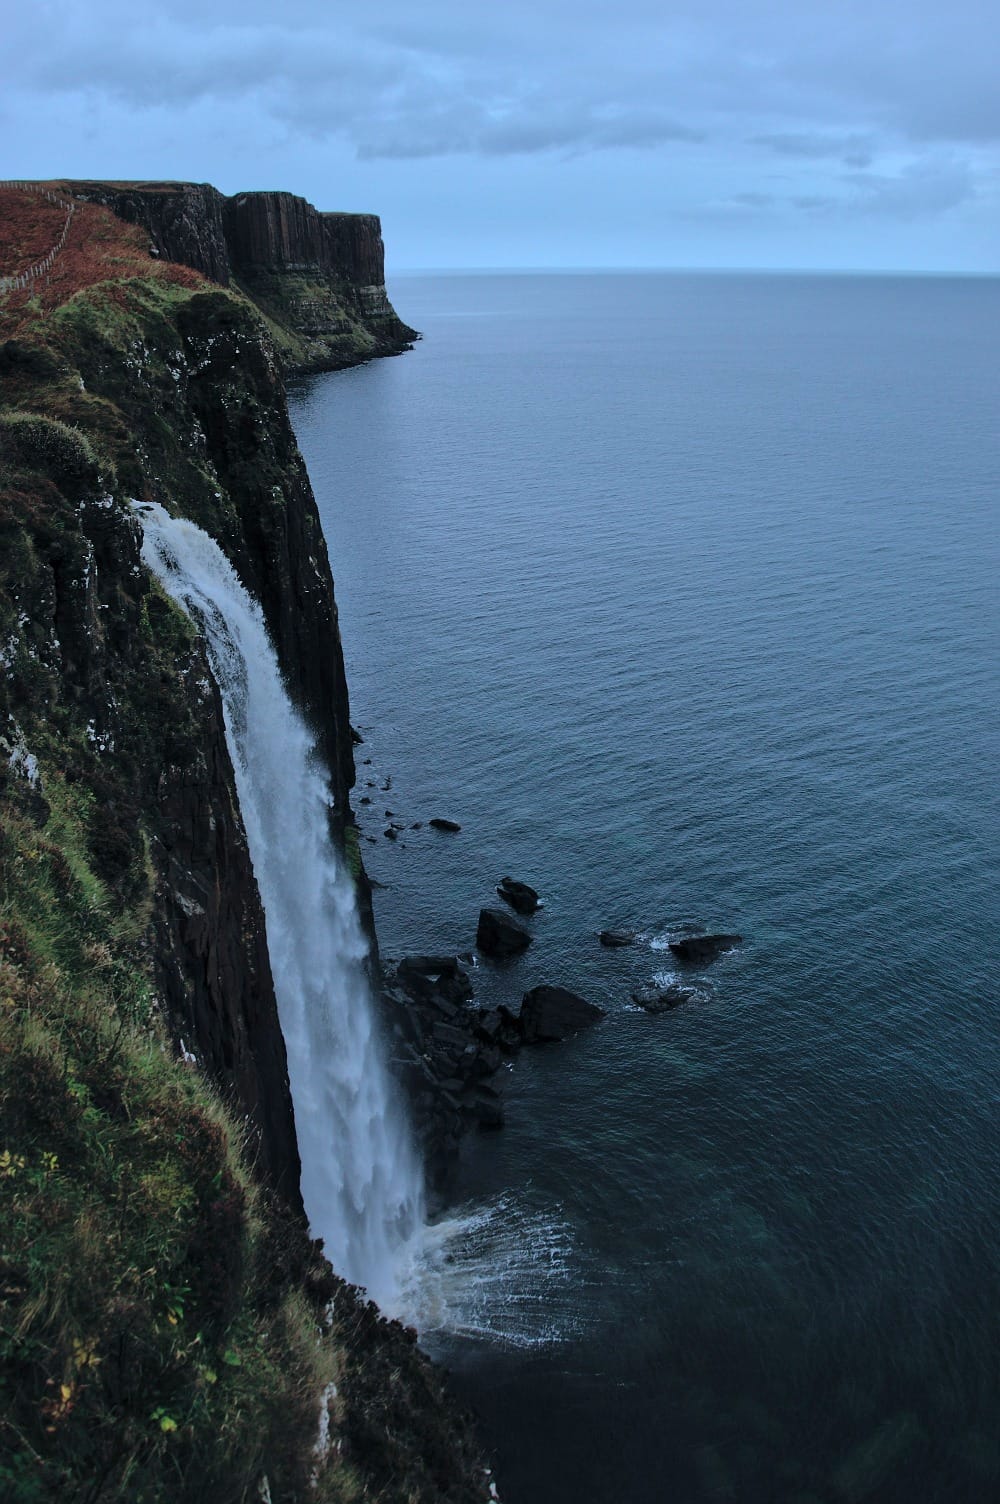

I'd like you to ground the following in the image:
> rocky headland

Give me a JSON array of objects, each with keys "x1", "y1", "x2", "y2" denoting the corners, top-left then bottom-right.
[{"x1": 0, "y1": 181, "x2": 485, "y2": 1502}]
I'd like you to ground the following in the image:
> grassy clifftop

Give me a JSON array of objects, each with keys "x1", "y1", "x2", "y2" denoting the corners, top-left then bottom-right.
[{"x1": 0, "y1": 194, "x2": 486, "y2": 1501}]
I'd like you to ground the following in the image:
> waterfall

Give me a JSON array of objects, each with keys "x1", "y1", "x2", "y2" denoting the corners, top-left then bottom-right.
[
  {"x1": 138, "y1": 502, "x2": 581, "y2": 1344},
  {"x1": 138, "y1": 503, "x2": 424, "y2": 1311}
]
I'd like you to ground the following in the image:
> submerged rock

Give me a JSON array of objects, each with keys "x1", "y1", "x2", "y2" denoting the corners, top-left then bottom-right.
[
  {"x1": 599, "y1": 929, "x2": 635, "y2": 947},
  {"x1": 476, "y1": 907, "x2": 531, "y2": 958},
  {"x1": 429, "y1": 816, "x2": 461, "y2": 832},
  {"x1": 519, "y1": 985, "x2": 605, "y2": 1042},
  {"x1": 496, "y1": 876, "x2": 540, "y2": 915},
  {"x1": 668, "y1": 933, "x2": 742, "y2": 964},
  {"x1": 631, "y1": 984, "x2": 696, "y2": 1013}
]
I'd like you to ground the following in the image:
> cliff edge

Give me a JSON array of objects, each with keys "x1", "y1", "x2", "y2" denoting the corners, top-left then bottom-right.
[{"x1": 0, "y1": 185, "x2": 487, "y2": 1501}]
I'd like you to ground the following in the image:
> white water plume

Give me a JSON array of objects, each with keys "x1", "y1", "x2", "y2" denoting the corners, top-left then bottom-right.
[
  {"x1": 399, "y1": 1194, "x2": 582, "y2": 1350},
  {"x1": 138, "y1": 503, "x2": 579, "y2": 1341}
]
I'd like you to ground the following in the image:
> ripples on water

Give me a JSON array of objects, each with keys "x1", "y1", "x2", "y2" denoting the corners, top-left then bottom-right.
[{"x1": 290, "y1": 273, "x2": 1000, "y2": 1504}]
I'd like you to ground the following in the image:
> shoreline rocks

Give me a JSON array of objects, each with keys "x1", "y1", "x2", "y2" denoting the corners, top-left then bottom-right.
[
  {"x1": 599, "y1": 929, "x2": 635, "y2": 947},
  {"x1": 429, "y1": 817, "x2": 461, "y2": 832},
  {"x1": 476, "y1": 907, "x2": 532, "y2": 958}
]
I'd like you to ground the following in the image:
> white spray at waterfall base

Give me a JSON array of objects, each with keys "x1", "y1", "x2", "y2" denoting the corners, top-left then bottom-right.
[{"x1": 138, "y1": 503, "x2": 577, "y2": 1341}]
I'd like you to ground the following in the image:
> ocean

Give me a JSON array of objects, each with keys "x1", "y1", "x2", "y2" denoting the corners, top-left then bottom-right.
[{"x1": 289, "y1": 271, "x2": 999, "y2": 1504}]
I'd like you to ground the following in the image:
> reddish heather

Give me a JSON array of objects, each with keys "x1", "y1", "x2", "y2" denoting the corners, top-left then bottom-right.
[
  {"x1": 0, "y1": 188, "x2": 68, "y2": 270},
  {"x1": 0, "y1": 187, "x2": 205, "y2": 333}
]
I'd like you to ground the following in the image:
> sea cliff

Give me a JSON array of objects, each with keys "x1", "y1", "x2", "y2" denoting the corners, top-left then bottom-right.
[
  {"x1": 67, "y1": 179, "x2": 418, "y2": 372},
  {"x1": 0, "y1": 183, "x2": 486, "y2": 1500}
]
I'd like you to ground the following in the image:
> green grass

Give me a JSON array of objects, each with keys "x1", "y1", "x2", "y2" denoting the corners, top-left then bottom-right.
[{"x1": 0, "y1": 774, "x2": 353, "y2": 1503}]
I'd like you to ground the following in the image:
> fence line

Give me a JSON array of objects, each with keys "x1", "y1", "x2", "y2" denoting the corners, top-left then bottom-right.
[{"x1": 0, "y1": 181, "x2": 76, "y2": 293}]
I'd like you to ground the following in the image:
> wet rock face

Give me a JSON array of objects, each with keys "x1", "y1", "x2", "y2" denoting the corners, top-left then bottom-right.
[
  {"x1": 174, "y1": 291, "x2": 357, "y2": 825},
  {"x1": 382, "y1": 957, "x2": 505, "y2": 1198},
  {"x1": 150, "y1": 656, "x2": 303, "y2": 1207}
]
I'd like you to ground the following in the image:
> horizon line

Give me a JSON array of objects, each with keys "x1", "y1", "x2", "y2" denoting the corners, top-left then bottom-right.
[{"x1": 388, "y1": 264, "x2": 1000, "y2": 279}]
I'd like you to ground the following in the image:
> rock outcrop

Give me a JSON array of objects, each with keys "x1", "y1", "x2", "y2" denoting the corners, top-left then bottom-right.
[
  {"x1": 63, "y1": 180, "x2": 417, "y2": 373},
  {"x1": 477, "y1": 906, "x2": 533, "y2": 957},
  {"x1": 496, "y1": 876, "x2": 540, "y2": 914},
  {"x1": 668, "y1": 933, "x2": 743, "y2": 964},
  {"x1": 519, "y1": 985, "x2": 605, "y2": 1042}
]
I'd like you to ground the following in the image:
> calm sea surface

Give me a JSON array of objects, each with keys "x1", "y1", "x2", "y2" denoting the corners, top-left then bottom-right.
[{"x1": 289, "y1": 273, "x2": 999, "y2": 1504}]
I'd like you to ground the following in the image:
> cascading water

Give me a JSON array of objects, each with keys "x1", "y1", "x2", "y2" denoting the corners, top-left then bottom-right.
[
  {"x1": 139, "y1": 503, "x2": 423, "y2": 1310},
  {"x1": 138, "y1": 502, "x2": 578, "y2": 1341}
]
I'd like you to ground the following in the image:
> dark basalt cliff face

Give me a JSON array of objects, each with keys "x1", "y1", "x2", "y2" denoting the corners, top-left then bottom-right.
[
  {"x1": 0, "y1": 191, "x2": 486, "y2": 1500},
  {"x1": 67, "y1": 179, "x2": 417, "y2": 372}
]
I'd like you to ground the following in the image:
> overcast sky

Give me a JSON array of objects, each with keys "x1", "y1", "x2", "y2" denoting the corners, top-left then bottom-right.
[{"x1": 3, "y1": 0, "x2": 997, "y2": 271}]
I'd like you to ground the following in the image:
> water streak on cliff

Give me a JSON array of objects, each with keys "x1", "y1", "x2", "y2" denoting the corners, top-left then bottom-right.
[{"x1": 139, "y1": 504, "x2": 424, "y2": 1307}]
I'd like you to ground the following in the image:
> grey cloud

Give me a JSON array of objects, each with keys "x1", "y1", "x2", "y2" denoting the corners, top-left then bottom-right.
[
  {"x1": 1, "y1": 0, "x2": 997, "y2": 257},
  {"x1": 841, "y1": 160, "x2": 977, "y2": 218},
  {"x1": 754, "y1": 132, "x2": 875, "y2": 168},
  {"x1": 358, "y1": 104, "x2": 703, "y2": 160},
  {"x1": 8, "y1": 0, "x2": 999, "y2": 157},
  {"x1": 731, "y1": 191, "x2": 776, "y2": 208}
]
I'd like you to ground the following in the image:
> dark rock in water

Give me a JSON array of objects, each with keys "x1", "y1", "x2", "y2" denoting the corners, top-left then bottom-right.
[
  {"x1": 429, "y1": 817, "x2": 461, "y2": 832},
  {"x1": 519, "y1": 985, "x2": 605, "y2": 1043},
  {"x1": 496, "y1": 876, "x2": 540, "y2": 915},
  {"x1": 362, "y1": 758, "x2": 372, "y2": 765},
  {"x1": 410, "y1": 821, "x2": 423, "y2": 829},
  {"x1": 476, "y1": 907, "x2": 531, "y2": 958},
  {"x1": 380, "y1": 776, "x2": 392, "y2": 791},
  {"x1": 631, "y1": 984, "x2": 695, "y2": 1013},
  {"x1": 397, "y1": 954, "x2": 475, "y2": 1007},
  {"x1": 384, "y1": 826, "x2": 398, "y2": 840},
  {"x1": 350, "y1": 725, "x2": 364, "y2": 745},
  {"x1": 385, "y1": 808, "x2": 395, "y2": 817},
  {"x1": 359, "y1": 795, "x2": 371, "y2": 805},
  {"x1": 668, "y1": 933, "x2": 742, "y2": 964},
  {"x1": 397, "y1": 954, "x2": 465, "y2": 980},
  {"x1": 599, "y1": 929, "x2": 635, "y2": 947}
]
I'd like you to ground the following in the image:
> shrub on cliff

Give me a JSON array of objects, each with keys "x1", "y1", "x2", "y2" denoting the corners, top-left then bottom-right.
[{"x1": 0, "y1": 412, "x2": 100, "y2": 497}]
